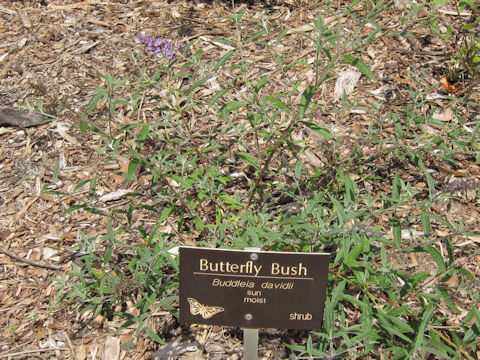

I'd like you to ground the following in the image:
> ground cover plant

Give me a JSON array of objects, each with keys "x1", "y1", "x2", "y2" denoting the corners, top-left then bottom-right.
[{"x1": 0, "y1": 0, "x2": 479, "y2": 359}]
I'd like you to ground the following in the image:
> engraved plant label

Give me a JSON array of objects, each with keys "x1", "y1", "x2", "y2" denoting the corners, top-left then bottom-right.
[{"x1": 180, "y1": 247, "x2": 330, "y2": 329}]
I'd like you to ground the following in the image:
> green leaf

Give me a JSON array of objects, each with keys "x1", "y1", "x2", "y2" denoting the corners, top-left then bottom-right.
[
  {"x1": 299, "y1": 86, "x2": 316, "y2": 119},
  {"x1": 421, "y1": 209, "x2": 432, "y2": 237},
  {"x1": 86, "y1": 91, "x2": 105, "y2": 115},
  {"x1": 342, "y1": 55, "x2": 376, "y2": 81},
  {"x1": 392, "y1": 215, "x2": 402, "y2": 249},
  {"x1": 429, "y1": 0, "x2": 451, "y2": 5},
  {"x1": 331, "y1": 280, "x2": 346, "y2": 308},
  {"x1": 266, "y1": 96, "x2": 289, "y2": 111},
  {"x1": 253, "y1": 76, "x2": 268, "y2": 94},
  {"x1": 187, "y1": 77, "x2": 210, "y2": 95},
  {"x1": 127, "y1": 159, "x2": 140, "y2": 180},
  {"x1": 136, "y1": 124, "x2": 150, "y2": 150},
  {"x1": 343, "y1": 174, "x2": 357, "y2": 205},
  {"x1": 416, "y1": 157, "x2": 435, "y2": 196},
  {"x1": 52, "y1": 160, "x2": 60, "y2": 183},
  {"x1": 213, "y1": 50, "x2": 235, "y2": 71},
  {"x1": 165, "y1": 173, "x2": 191, "y2": 188},
  {"x1": 424, "y1": 245, "x2": 446, "y2": 273},
  {"x1": 145, "y1": 327, "x2": 166, "y2": 344},
  {"x1": 345, "y1": 243, "x2": 363, "y2": 267},
  {"x1": 64, "y1": 205, "x2": 84, "y2": 214},
  {"x1": 219, "y1": 194, "x2": 243, "y2": 210},
  {"x1": 244, "y1": 30, "x2": 266, "y2": 43},
  {"x1": 210, "y1": 38, "x2": 236, "y2": 48},
  {"x1": 392, "y1": 113, "x2": 404, "y2": 139},
  {"x1": 158, "y1": 203, "x2": 174, "y2": 224},
  {"x1": 237, "y1": 152, "x2": 260, "y2": 171},
  {"x1": 89, "y1": 176, "x2": 97, "y2": 201},
  {"x1": 300, "y1": 121, "x2": 335, "y2": 140},
  {"x1": 412, "y1": 304, "x2": 434, "y2": 356},
  {"x1": 104, "y1": 246, "x2": 113, "y2": 264},
  {"x1": 209, "y1": 88, "x2": 231, "y2": 107},
  {"x1": 220, "y1": 101, "x2": 247, "y2": 113}
]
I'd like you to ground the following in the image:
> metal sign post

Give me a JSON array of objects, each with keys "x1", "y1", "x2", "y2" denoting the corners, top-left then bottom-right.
[
  {"x1": 243, "y1": 327, "x2": 259, "y2": 360},
  {"x1": 243, "y1": 247, "x2": 261, "y2": 360}
]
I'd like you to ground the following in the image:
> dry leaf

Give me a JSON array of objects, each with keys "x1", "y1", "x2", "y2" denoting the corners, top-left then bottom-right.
[
  {"x1": 98, "y1": 189, "x2": 132, "y2": 202},
  {"x1": 333, "y1": 70, "x2": 361, "y2": 102},
  {"x1": 432, "y1": 107, "x2": 454, "y2": 121},
  {"x1": 439, "y1": 77, "x2": 461, "y2": 94},
  {"x1": 104, "y1": 336, "x2": 120, "y2": 360},
  {"x1": 443, "y1": 271, "x2": 459, "y2": 288},
  {"x1": 110, "y1": 157, "x2": 129, "y2": 189},
  {"x1": 75, "y1": 345, "x2": 88, "y2": 360}
]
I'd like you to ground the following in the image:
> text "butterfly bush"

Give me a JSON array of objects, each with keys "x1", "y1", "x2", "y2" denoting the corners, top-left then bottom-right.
[{"x1": 137, "y1": 34, "x2": 185, "y2": 60}]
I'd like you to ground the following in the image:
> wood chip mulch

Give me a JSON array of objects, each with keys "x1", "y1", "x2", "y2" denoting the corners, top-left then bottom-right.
[{"x1": 1, "y1": 1, "x2": 479, "y2": 359}]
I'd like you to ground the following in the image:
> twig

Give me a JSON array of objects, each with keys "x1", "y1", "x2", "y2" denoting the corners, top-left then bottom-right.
[
  {"x1": 0, "y1": 348, "x2": 68, "y2": 358},
  {"x1": 243, "y1": 120, "x2": 296, "y2": 213},
  {"x1": 64, "y1": 331, "x2": 76, "y2": 360},
  {"x1": 0, "y1": 245, "x2": 62, "y2": 270},
  {"x1": 438, "y1": 9, "x2": 472, "y2": 16},
  {"x1": 11, "y1": 195, "x2": 39, "y2": 226},
  {"x1": 395, "y1": 49, "x2": 450, "y2": 57}
]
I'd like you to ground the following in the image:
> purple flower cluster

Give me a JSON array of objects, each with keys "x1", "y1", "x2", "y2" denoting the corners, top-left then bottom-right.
[
  {"x1": 137, "y1": 34, "x2": 184, "y2": 60},
  {"x1": 443, "y1": 179, "x2": 480, "y2": 192}
]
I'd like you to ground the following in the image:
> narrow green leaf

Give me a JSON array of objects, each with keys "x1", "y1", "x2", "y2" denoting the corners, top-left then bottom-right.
[
  {"x1": 346, "y1": 243, "x2": 363, "y2": 267},
  {"x1": 89, "y1": 176, "x2": 97, "y2": 200},
  {"x1": 424, "y1": 245, "x2": 446, "y2": 273},
  {"x1": 65, "y1": 205, "x2": 84, "y2": 214},
  {"x1": 331, "y1": 280, "x2": 346, "y2": 307},
  {"x1": 213, "y1": 50, "x2": 235, "y2": 71},
  {"x1": 416, "y1": 157, "x2": 435, "y2": 196},
  {"x1": 136, "y1": 124, "x2": 150, "y2": 150},
  {"x1": 343, "y1": 174, "x2": 357, "y2": 205},
  {"x1": 392, "y1": 215, "x2": 402, "y2": 249},
  {"x1": 342, "y1": 55, "x2": 376, "y2": 81},
  {"x1": 145, "y1": 327, "x2": 166, "y2": 344},
  {"x1": 392, "y1": 113, "x2": 404, "y2": 139},
  {"x1": 104, "y1": 246, "x2": 113, "y2": 264},
  {"x1": 299, "y1": 86, "x2": 316, "y2": 119},
  {"x1": 210, "y1": 38, "x2": 236, "y2": 47},
  {"x1": 323, "y1": 297, "x2": 334, "y2": 335},
  {"x1": 253, "y1": 76, "x2": 268, "y2": 94},
  {"x1": 300, "y1": 121, "x2": 335, "y2": 140},
  {"x1": 328, "y1": 193, "x2": 346, "y2": 222},
  {"x1": 392, "y1": 173, "x2": 401, "y2": 201},
  {"x1": 237, "y1": 152, "x2": 260, "y2": 171},
  {"x1": 244, "y1": 30, "x2": 266, "y2": 43},
  {"x1": 86, "y1": 91, "x2": 105, "y2": 115},
  {"x1": 220, "y1": 101, "x2": 247, "y2": 113},
  {"x1": 209, "y1": 88, "x2": 231, "y2": 107},
  {"x1": 377, "y1": 312, "x2": 413, "y2": 343},
  {"x1": 429, "y1": 0, "x2": 451, "y2": 5},
  {"x1": 266, "y1": 96, "x2": 289, "y2": 111},
  {"x1": 187, "y1": 77, "x2": 210, "y2": 95},
  {"x1": 52, "y1": 160, "x2": 60, "y2": 183},
  {"x1": 219, "y1": 194, "x2": 243, "y2": 210},
  {"x1": 421, "y1": 209, "x2": 432, "y2": 237},
  {"x1": 165, "y1": 173, "x2": 191, "y2": 188},
  {"x1": 158, "y1": 203, "x2": 174, "y2": 224},
  {"x1": 126, "y1": 203, "x2": 133, "y2": 227},
  {"x1": 412, "y1": 304, "x2": 434, "y2": 355},
  {"x1": 127, "y1": 159, "x2": 140, "y2": 180}
]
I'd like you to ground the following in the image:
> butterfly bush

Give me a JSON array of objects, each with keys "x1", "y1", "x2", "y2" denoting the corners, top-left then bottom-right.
[{"x1": 137, "y1": 34, "x2": 184, "y2": 60}]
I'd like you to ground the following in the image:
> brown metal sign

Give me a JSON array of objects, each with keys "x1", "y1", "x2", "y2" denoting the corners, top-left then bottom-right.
[{"x1": 179, "y1": 247, "x2": 330, "y2": 329}]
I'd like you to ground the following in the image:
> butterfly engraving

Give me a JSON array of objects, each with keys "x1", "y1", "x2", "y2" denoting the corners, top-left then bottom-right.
[{"x1": 187, "y1": 297, "x2": 225, "y2": 319}]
